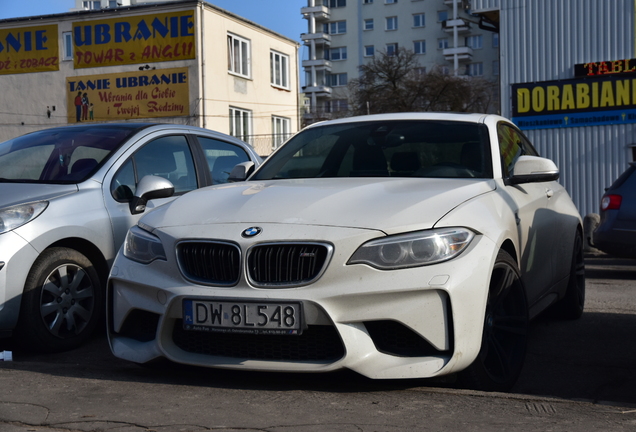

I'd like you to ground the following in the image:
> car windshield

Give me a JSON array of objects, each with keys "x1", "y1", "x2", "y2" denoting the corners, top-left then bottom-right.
[
  {"x1": 252, "y1": 120, "x2": 493, "y2": 180},
  {"x1": 0, "y1": 125, "x2": 142, "y2": 184}
]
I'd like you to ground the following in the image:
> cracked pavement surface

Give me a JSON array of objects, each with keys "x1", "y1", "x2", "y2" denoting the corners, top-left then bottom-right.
[{"x1": 1, "y1": 254, "x2": 635, "y2": 431}]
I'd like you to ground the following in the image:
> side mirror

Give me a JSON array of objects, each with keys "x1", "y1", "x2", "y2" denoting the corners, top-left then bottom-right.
[
  {"x1": 506, "y1": 155, "x2": 560, "y2": 185},
  {"x1": 228, "y1": 161, "x2": 256, "y2": 182},
  {"x1": 129, "y1": 175, "x2": 174, "y2": 215}
]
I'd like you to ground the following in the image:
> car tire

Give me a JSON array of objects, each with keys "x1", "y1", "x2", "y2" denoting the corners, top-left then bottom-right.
[
  {"x1": 459, "y1": 249, "x2": 529, "y2": 392},
  {"x1": 15, "y1": 248, "x2": 103, "y2": 353},
  {"x1": 552, "y1": 231, "x2": 586, "y2": 320}
]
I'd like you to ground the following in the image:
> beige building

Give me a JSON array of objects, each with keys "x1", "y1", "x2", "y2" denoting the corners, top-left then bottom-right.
[{"x1": 0, "y1": 0, "x2": 300, "y2": 155}]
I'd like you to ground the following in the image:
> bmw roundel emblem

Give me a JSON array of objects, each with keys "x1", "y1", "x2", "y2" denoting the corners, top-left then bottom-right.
[{"x1": 242, "y1": 227, "x2": 262, "y2": 238}]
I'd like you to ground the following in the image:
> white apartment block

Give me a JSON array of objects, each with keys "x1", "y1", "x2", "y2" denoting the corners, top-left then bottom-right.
[
  {"x1": 301, "y1": 0, "x2": 500, "y2": 122},
  {"x1": 72, "y1": 0, "x2": 176, "y2": 11}
]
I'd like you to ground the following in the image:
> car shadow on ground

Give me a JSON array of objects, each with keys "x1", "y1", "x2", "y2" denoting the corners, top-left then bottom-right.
[{"x1": 1, "y1": 256, "x2": 635, "y2": 405}]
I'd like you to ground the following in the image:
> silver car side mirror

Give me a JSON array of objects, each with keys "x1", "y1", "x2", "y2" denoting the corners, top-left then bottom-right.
[
  {"x1": 506, "y1": 155, "x2": 560, "y2": 185},
  {"x1": 228, "y1": 161, "x2": 256, "y2": 182},
  {"x1": 130, "y1": 175, "x2": 174, "y2": 215}
]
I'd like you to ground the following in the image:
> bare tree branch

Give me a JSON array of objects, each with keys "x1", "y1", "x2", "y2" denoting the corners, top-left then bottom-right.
[{"x1": 347, "y1": 48, "x2": 499, "y2": 116}]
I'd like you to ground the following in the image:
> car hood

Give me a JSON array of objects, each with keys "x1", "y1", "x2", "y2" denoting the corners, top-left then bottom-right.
[
  {"x1": 0, "y1": 183, "x2": 78, "y2": 208},
  {"x1": 145, "y1": 178, "x2": 496, "y2": 233}
]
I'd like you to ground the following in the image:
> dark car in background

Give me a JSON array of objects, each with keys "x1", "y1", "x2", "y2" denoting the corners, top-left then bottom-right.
[{"x1": 593, "y1": 162, "x2": 636, "y2": 258}]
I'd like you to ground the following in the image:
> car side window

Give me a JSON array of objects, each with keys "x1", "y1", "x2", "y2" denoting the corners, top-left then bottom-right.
[
  {"x1": 197, "y1": 136, "x2": 250, "y2": 184},
  {"x1": 497, "y1": 123, "x2": 534, "y2": 177},
  {"x1": 111, "y1": 135, "x2": 197, "y2": 201}
]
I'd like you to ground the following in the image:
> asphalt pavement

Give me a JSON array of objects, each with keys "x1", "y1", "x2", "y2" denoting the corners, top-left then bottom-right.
[{"x1": 1, "y1": 253, "x2": 635, "y2": 431}]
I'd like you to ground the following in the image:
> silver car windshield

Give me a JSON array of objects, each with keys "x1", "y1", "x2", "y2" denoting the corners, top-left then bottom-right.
[
  {"x1": 0, "y1": 125, "x2": 142, "y2": 184},
  {"x1": 252, "y1": 120, "x2": 493, "y2": 180}
]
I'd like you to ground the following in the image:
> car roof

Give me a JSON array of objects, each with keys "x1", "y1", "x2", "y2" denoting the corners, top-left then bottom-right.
[
  {"x1": 10, "y1": 123, "x2": 253, "y2": 148},
  {"x1": 303, "y1": 112, "x2": 504, "y2": 129}
]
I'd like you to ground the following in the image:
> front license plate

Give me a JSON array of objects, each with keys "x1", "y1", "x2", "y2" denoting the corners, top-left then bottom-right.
[{"x1": 182, "y1": 299, "x2": 303, "y2": 335}]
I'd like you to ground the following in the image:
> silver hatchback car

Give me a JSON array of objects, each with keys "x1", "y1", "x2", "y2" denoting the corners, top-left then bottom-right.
[{"x1": 0, "y1": 123, "x2": 261, "y2": 352}]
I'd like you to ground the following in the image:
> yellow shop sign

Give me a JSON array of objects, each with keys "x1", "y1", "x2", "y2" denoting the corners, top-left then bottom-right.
[
  {"x1": 66, "y1": 68, "x2": 190, "y2": 122},
  {"x1": 72, "y1": 10, "x2": 196, "y2": 68},
  {"x1": 0, "y1": 24, "x2": 59, "y2": 75}
]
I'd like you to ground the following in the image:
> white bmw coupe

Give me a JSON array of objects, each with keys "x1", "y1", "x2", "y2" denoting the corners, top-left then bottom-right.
[{"x1": 108, "y1": 113, "x2": 585, "y2": 391}]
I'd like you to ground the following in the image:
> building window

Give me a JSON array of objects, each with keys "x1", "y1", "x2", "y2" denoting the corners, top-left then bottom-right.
[
  {"x1": 62, "y1": 32, "x2": 73, "y2": 61},
  {"x1": 327, "y1": 73, "x2": 348, "y2": 87},
  {"x1": 437, "y1": 10, "x2": 448, "y2": 22},
  {"x1": 108, "y1": 1, "x2": 120, "y2": 7},
  {"x1": 413, "y1": 13, "x2": 425, "y2": 27},
  {"x1": 363, "y1": 0, "x2": 373, "y2": 3},
  {"x1": 229, "y1": 107, "x2": 252, "y2": 143},
  {"x1": 327, "y1": 99, "x2": 349, "y2": 113},
  {"x1": 272, "y1": 116, "x2": 291, "y2": 148},
  {"x1": 386, "y1": 16, "x2": 398, "y2": 31},
  {"x1": 385, "y1": 0, "x2": 397, "y2": 3},
  {"x1": 492, "y1": 33, "x2": 499, "y2": 48},
  {"x1": 466, "y1": 35, "x2": 483, "y2": 49},
  {"x1": 438, "y1": 38, "x2": 449, "y2": 49},
  {"x1": 270, "y1": 50, "x2": 289, "y2": 89},
  {"x1": 326, "y1": 0, "x2": 346, "y2": 7},
  {"x1": 364, "y1": 19, "x2": 374, "y2": 30},
  {"x1": 328, "y1": 47, "x2": 347, "y2": 61},
  {"x1": 415, "y1": 67, "x2": 426, "y2": 75},
  {"x1": 467, "y1": 62, "x2": 483, "y2": 76},
  {"x1": 493, "y1": 60, "x2": 500, "y2": 76},
  {"x1": 386, "y1": 43, "x2": 398, "y2": 56},
  {"x1": 364, "y1": 45, "x2": 375, "y2": 57},
  {"x1": 228, "y1": 33, "x2": 250, "y2": 78},
  {"x1": 440, "y1": 66, "x2": 450, "y2": 75},
  {"x1": 414, "y1": 40, "x2": 425, "y2": 54},
  {"x1": 325, "y1": 21, "x2": 347, "y2": 34},
  {"x1": 83, "y1": 1, "x2": 100, "y2": 10}
]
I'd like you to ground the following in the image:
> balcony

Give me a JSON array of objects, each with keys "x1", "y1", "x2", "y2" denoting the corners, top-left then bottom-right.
[
  {"x1": 301, "y1": 5, "x2": 330, "y2": 21},
  {"x1": 443, "y1": 46, "x2": 473, "y2": 62},
  {"x1": 301, "y1": 32, "x2": 332, "y2": 46},
  {"x1": 303, "y1": 85, "x2": 332, "y2": 97},
  {"x1": 444, "y1": 0, "x2": 462, "y2": 6},
  {"x1": 442, "y1": 18, "x2": 471, "y2": 33},
  {"x1": 302, "y1": 59, "x2": 332, "y2": 69}
]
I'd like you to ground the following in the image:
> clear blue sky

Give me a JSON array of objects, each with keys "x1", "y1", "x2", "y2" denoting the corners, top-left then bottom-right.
[{"x1": 0, "y1": 0, "x2": 307, "y2": 43}]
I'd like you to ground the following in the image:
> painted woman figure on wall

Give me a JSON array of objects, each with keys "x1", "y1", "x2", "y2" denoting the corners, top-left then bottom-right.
[{"x1": 82, "y1": 93, "x2": 89, "y2": 121}]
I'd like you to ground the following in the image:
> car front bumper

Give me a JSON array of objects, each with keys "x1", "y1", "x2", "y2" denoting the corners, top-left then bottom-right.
[
  {"x1": 108, "y1": 223, "x2": 498, "y2": 379},
  {"x1": 0, "y1": 231, "x2": 39, "y2": 331}
]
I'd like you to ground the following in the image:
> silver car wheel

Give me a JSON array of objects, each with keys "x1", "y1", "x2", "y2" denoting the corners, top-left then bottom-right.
[
  {"x1": 16, "y1": 247, "x2": 103, "y2": 352},
  {"x1": 39, "y1": 263, "x2": 95, "y2": 338}
]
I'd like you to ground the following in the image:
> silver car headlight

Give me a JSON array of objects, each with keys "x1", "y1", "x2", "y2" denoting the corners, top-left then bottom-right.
[
  {"x1": 348, "y1": 228, "x2": 475, "y2": 270},
  {"x1": 123, "y1": 225, "x2": 166, "y2": 264},
  {"x1": 0, "y1": 202, "x2": 48, "y2": 234}
]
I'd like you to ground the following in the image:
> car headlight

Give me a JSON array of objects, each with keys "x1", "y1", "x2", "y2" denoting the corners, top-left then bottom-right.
[
  {"x1": 348, "y1": 228, "x2": 475, "y2": 270},
  {"x1": 123, "y1": 225, "x2": 166, "y2": 264},
  {"x1": 0, "y1": 202, "x2": 48, "y2": 234}
]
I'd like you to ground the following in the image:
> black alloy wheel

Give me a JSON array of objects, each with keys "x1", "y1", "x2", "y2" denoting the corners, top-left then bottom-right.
[
  {"x1": 552, "y1": 231, "x2": 586, "y2": 320},
  {"x1": 460, "y1": 249, "x2": 529, "y2": 392}
]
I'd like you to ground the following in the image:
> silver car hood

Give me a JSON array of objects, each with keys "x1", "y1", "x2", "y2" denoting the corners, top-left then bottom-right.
[
  {"x1": 145, "y1": 178, "x2": 496, "y2": 233},
  {"x1": 0, "y1": 183, "x2": 78, "y2": 208}
]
